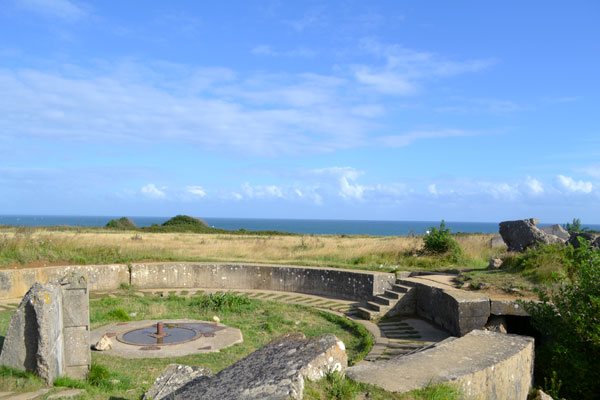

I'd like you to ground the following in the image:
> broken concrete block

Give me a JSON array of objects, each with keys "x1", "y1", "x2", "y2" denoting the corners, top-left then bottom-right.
[{"x1": 143, "y1": 364, "x2": 211, "y2": 400}]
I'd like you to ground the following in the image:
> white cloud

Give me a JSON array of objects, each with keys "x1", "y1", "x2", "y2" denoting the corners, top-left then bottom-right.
[
  {"x1": 15, "y1": 0, "x2": 87, "y2": 21},
  {"x1": 555, "y1": 175, "x2": 593, "y2": 194},
  {"x1": 580, "y1": 164, "x2": 600, "y2": 179},
  {"x1": 141, "y1": 184, "x2": 166, "y2": 199},
  {"x1": 524, "y1": 177, "x2": 544, "y2": 195},
  {"x1": 312, "y1": 167, "x2": 366, "y2": 200},
  {"x1": 428, "y1": 184, "x2": 437, "y2": 195},
  {"x1": 241, "y1": 183, "x2": 284, "y2": 199},
  {"x1": 186, "y1": 185, "x2": 206, "y2": 197},
  {"x1": 354, "y1": 38, "x2": 493, "y2": 95}
]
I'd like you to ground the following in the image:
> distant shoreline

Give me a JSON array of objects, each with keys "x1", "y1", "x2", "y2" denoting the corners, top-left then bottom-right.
[{"x1": 2, "y1": 215, "x2": 599, "y2": 236}]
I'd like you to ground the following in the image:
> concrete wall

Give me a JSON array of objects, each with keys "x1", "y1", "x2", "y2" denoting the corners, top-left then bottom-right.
[
  {"x1": 400, "y1": 278, "x2": 490, "y2": 337},
  {"x1": 346, "y1": 330, "x2": 534, "y2": 399},
  {"x1": 0, "y1": 263, "x2": 395, "y2": 302},
  {"x1": 131, "y1": 263, "x2": 395, "y2": 301},
  {"x1": 0, "y1": 264, "x2": 128, "y2": 299}
]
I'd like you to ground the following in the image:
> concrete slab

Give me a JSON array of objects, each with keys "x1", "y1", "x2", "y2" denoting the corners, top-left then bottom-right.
[{"x1": 347, "y1": 330, "x2": 534, "y2": 400}]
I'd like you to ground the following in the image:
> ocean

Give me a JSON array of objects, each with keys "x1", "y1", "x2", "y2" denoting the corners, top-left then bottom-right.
[{"x1": 2, "y1": 215, "x2": 597, "y2": 236}]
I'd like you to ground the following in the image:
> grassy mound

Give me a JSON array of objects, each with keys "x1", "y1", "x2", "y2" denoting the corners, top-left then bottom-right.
[{"x1": 105, "y1": 217, "x2": 136, "y2": 229}]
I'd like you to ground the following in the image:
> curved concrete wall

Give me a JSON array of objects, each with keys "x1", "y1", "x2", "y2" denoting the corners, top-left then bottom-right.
[{"x1": 0, "y1": 262, "x2": 395, "y2": 302}]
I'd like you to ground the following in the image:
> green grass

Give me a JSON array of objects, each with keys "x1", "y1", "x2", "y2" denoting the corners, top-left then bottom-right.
[
  {"x1": 303, "y1": 373, "x2": 464, "y2": 400},
  {"x1": 1, "y1": 291, "x2": 374, "y2": 399}
]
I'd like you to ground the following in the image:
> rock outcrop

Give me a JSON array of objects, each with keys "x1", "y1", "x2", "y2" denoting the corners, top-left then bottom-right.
[
  {"x1": 489, "y1": 235, "x2": 507, "y2": 249},
  {"x1": 568, "y1": 231, "x2": 600, "y2": 248},
  {"x1": 499, "y1": 218, "x2": 564, "y2": 252},
  {"x1": 539, "y1": 224, "x2": 570, "y2": 241},
  {"x1": 166, "y1": 333, "x2": 347, "y2": 400}
]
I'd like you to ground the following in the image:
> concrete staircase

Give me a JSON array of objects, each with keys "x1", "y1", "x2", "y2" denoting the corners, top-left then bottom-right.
[{"x1": 357, "y1": 279, "x2": 415, "y2": 320}]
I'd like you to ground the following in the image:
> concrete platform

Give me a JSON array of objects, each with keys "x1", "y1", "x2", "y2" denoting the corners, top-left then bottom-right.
[
  {"x1": 90, "y1": 319, "x2": 243, "y2": 359},
  {"x1": 347, "y1": 330, "x2": 534, "y2": 400}
]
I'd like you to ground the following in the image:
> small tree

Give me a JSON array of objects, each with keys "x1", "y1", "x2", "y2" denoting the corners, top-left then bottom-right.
[
  {"x1": 423, "y1": 220, "x2": 463, "y2": 261},
  {"x1": 563, "y1": 218, "x2": 587, "y2": 234}
]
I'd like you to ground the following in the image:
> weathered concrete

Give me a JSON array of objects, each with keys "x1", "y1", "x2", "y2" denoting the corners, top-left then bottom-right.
[
  {"x1": 490, "y1": 299, "x2": 530, "y2": 317},
  {"x1": 90, "y1": 319, "x2": 243, "y2": 359},
  {"x1": 499, "y1": 218, "x2": 564, "y2": 252},
  {"x1": 143, "y1": 364, "x2": 211, "y2": 400},
  {"x1": 569, "y1": 231, "x2": 600, "y2": 248},
  {"x1": 400, "y1": 278, "x2": 490, "y2": 337},
  {"x1": 0, "y1": 274, "x2": 90, "y2": 383},
  {"x1": 169, "y1": 333, "x2": 347, "y2": 400},
  {"x1": 347, "y1": 330, "x2": 534, "y2": 400},
  {"x1": 0, "y1": 264, "x2": 128, "y2": 300},
  {"x1": 489, "y1": 235, "x2": 507, "y2": 249},
  {"x1": 131, "y1": 262, "x2": 395, "y2": 301},
  {"x1": 539, "y1": 224, "x2": 570, "y2": 241}
]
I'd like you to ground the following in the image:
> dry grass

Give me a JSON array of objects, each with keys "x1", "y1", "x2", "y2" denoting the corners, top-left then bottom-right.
[{"x1": 0, "y1": 228, "x2": 496, "y2": 271}]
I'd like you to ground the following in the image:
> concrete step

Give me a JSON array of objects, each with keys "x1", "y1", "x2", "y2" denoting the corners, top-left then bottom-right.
[
  {"x1": 391, "y1": 284, "x2": 410, "y2": 293},
  {"x1": 357, "y1": 307, "x2": 376, "y2": 320},
  {"x1": 396, "y1": 279, "x2": 417, "y2": 288},
  {"x1": 366, "y1": 301, "x2": 384, "y2": 312},
  {"x1": 371, "y1": 296, "x2": 391, "y2": 306},
  {"x1": 383, "y1": 290, "x2": 400, "y2": 299}
]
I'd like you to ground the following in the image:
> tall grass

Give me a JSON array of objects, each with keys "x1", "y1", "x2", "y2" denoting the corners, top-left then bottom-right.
[{"x1": 0, "y1": 227, "x2": 495, "y2": 271}]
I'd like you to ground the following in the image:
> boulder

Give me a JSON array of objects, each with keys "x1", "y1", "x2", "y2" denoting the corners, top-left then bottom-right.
[
  {"x1": 487, "y1": 258, "x2": 503, "y2": 270},
  {"x1": 489, "y1": 236, "x2": 507, "y2": 249},
  {"x1": 499, "y1": 218, "x2": 564, "y2": 252},
  {"x1": 167, "y1": 333, "x2": 347, "y2": 400},
  {"x1": 533, "y1": 389, "x2": 554, "y2": 400},
  {"x1": 93, "y1": 335, "x2": 113, "y2": 351},
  {"x1": 539, "y1": 224, "x2": 570, "y2": 241},
  {"x1": 143, "y1": 364, "x2": 211, "y2": 400},
  {"x1": 568, "y1": 232, "x2": 600, "y2": 248}
]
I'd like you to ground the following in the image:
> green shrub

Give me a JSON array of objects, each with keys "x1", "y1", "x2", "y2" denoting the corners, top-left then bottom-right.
[
  {"x1": 105, "y1": 217, "x2": 136, "y2": 229},
  {"x1": 422, "y1": 220, "x2": 463, "y2": 262},
  {"x1": 162, "y1": 215, "x2": 207, "y2": 227},
  {"x1": 189, "y1": 292, "x2": 256, "y2": 313},
  {"x1": 104, "y1": 308, "x2": 130, "y2": 321},
  {"x1": 521, "y1": 239, "x2": 600, "y2": 399}
]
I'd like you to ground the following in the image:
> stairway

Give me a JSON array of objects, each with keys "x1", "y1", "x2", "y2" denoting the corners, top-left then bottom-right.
[{"x1": 357, "y1": 279, "x2": 416, "y2": 320}]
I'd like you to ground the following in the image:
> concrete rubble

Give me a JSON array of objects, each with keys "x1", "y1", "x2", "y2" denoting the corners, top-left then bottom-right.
[
  {"x1": 0, "y1": 273, "x2": 90, "y2": 383},
  {"x1": 499, "y1": 218, "x2": 565, "y2": 252},
  {"x1": 143, "y1": 364, "x2": 211, "y2": 400},
  {"x1": 163, "y1": 333, "x2": 347, "y2": 400}
]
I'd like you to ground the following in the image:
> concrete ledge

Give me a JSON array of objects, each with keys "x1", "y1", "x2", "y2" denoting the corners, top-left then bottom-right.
[
  {"x1": 347, "y1": 330, "x2": 534, "y2": 399},
  {"x1": 0, "y1": 264, "x2": 128, "y2": 299},
  {"x1": 490, "y1": 299, "x2": 530, "y2": 317},
  {"x1": 400, "y1": 277, "x2": 490, "y2": 337},
  {"x1": 0, "y1": 263, "x2": 395, "y2": 302},
  {"x1": 131, "y1": 262, "x2": 395, "y2": 301}
]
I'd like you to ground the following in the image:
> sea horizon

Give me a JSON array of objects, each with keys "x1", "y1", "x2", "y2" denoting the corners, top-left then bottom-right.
[{"x1": 1, "y1": 214, "x2": 598, "y2": 236}]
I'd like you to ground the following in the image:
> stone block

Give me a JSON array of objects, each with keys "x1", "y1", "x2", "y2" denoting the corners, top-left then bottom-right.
[
  {"x1": 490, "y1": 299, "x2": 530, "y2": 316},
  {"x1": 63, "y1": 327, "x2": 90, "y2": 366},
  {"x1": 61, "y1": 289, "x2": 89, "y2": 328},
  {"x1": 64, "y1": 365, "x2": 89, "y2": 380},
  {"x1": 499, "y1": 218, "x2": 564, "y2": 252}
]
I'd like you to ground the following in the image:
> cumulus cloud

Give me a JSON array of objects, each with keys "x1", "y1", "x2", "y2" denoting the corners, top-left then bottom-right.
[
  {"x1": 555, "y1": 175, "x2": 593, "y2": 194},
  {"x1": 241, "y1": 183, "x2": 284, "y2": 199},
  {"x1": 141, "y1": 184, "x2": 166, "y2": 198},
  {"x1": 311, "y1": 167, "x2": 366, "y2": 200},
  {"x1": 524, "y1": 177, "x2": 544, "y2": 195}
]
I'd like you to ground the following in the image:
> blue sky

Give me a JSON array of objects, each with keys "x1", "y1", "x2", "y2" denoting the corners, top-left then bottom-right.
[{"x1": 1, "y1": 0, "x2": 599, "y2": 223}]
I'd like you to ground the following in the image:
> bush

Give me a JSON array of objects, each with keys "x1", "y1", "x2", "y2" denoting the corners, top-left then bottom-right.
[
  {"x1": 162, "y1": 215, "x2": 207, "y2": 227},
  {"x1": 521, "y1": 239, "x2": 600, "y2": 399},
  {"x1": 422, "y1": 220, "x2": 463, "y2": 262},
  {"x1": 105, "y1": 217, "x2": 136, "y2": 229},
  {"x1": 189, "y1": 292, "x2": 256, "y2": 313}
]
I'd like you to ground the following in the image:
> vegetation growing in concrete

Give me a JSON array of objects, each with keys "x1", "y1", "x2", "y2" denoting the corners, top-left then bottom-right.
[
  {"x1": 303, "y1": 372, "x2": 464, "y2": 400},
  {"x1": 522, "y1": 239, "x2": 600, "y2": 400}
]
